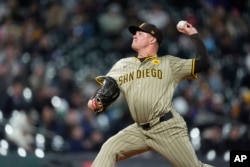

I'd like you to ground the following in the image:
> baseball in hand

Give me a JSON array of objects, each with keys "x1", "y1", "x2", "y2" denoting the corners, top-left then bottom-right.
[{"x1": 177, "y1": 20, "x2": 186, "y2": 30}]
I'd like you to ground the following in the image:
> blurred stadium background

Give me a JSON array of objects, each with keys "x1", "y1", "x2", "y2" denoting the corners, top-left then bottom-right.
[{"x1": 0, "y1": 0, "x2": 250, "y2": 166}]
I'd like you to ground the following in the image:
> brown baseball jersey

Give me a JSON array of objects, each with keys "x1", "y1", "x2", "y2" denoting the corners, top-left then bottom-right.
[{"x1": 92, "y1": 55, "x2": 213, "y2": 167}]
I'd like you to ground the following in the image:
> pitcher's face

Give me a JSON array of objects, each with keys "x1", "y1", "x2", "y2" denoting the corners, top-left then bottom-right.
[{"x1": 131, "y1": 31, "x2": 154, "y2": 51}]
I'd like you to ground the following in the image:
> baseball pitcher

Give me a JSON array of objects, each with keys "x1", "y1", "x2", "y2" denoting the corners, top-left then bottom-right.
[{"x1": 88, "y1": 22, "x2": 214, "y2": 167}]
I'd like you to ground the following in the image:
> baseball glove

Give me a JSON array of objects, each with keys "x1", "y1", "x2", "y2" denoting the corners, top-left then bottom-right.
[{"x1": 92, "y1": 76, "x2": 120, "y2": 113}]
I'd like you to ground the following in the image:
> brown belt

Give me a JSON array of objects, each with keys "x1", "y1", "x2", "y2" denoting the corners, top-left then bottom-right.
[{"x1": 139, "y1": 111, "x2": 173, "y2": 130}]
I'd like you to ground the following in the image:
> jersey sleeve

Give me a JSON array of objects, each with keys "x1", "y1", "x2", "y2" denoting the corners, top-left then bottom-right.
[
  {"x1": 95, "y1": 57, "x2": 137, "y2": 88},
  {"x1": 168, "y1": 56, "x2": 197, "y2": 82},
  {"x1": 106, "y1": 59, "x2": 123, "y2": 78}
]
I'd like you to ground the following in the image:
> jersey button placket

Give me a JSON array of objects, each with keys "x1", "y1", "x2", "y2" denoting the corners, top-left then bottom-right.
[{"x1": 137, "y1": 63, "x2": 145, "y2": 89}]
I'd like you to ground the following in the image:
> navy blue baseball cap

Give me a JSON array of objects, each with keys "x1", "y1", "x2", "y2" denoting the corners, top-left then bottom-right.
[{"x1": 128, "y1": 23, "x2": 163, "y2": 45}]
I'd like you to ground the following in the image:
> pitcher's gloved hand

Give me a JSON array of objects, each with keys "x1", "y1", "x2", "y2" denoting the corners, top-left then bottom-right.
[{"x1": 88, "y1": 76, "x2": 120, "y2": 113}]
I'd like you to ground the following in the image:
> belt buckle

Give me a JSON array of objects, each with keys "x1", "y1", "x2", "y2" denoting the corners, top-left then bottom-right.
[{"x1": 141, "y1": 123, "x2": 150, "y2": 130}]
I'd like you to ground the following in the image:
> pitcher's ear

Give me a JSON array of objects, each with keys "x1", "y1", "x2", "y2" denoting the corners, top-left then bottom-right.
[{"x1": 149, "y1": 37, "x2": 157, "y2": 44}]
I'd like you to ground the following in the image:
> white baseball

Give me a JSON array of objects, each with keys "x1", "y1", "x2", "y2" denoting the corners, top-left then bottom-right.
[{"x1": 177, "y1": 20, "x2": 186, "y2": 30}]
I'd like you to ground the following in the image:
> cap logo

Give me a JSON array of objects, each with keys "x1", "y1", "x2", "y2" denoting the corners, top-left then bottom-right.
[{"x1": 139, "y1": 23, "x2": 145, "y2": 27}]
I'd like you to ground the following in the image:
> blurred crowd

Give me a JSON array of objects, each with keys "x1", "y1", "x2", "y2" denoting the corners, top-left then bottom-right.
[{"x1": 0, "y1": 0, "x2": 249, "y2": 158}]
